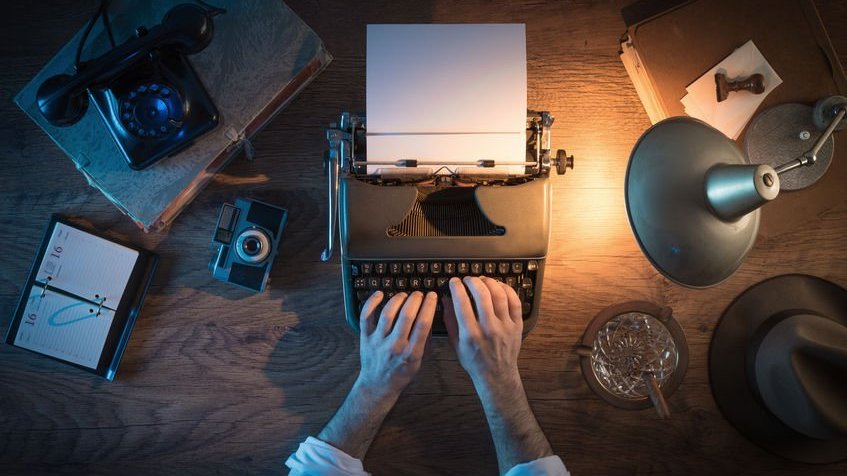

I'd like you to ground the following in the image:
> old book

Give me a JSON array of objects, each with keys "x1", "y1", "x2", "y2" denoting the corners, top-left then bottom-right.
[
  {"x1": 16, "y1": 0, "x2": 331, "y2": 231},
  {"x1": 619, "y1": 0, "x2": 847, "y2": 237}
]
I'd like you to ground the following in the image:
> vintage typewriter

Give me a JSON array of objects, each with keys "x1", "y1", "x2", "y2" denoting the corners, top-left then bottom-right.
[{"x1": 322, "y1": 111, "x2": 573, "y2": 335}]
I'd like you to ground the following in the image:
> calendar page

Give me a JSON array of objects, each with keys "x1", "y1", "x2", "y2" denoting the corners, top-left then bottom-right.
[
  {"x1": 12, "y1": 221, "x2": 140, "y2": 369},
  {"x1": 34, "y1": 222, "x2": 139, "y2": 307},
  {"x1": 15, "y1": 287, "x2": 116, "y2": 369}
]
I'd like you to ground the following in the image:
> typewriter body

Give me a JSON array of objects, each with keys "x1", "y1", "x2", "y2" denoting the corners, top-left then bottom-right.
[{"x1": 323, "y1": 111, "x2": 573, "y2": 335}]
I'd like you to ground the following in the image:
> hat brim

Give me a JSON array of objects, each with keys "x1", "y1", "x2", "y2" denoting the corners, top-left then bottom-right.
[{"x1": 710, "y1": 274, "x2": 847, "y2": 464}]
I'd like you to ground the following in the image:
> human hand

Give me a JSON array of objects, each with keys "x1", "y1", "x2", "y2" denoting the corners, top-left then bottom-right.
[
  {"x1": 355, "y1": 290, "x2": 437, "y2": 401},
  {"x1": 443, "y1": 277, "x2": 524, "y2": 393},
  {"x1": 317, "y1": 291, "x2": 437, "y2": 459},
  {"x1": 444, "y1": 277, "x2": 554, "y2": 474}
]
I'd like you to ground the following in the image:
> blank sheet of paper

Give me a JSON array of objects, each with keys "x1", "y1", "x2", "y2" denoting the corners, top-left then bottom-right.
[{"x1": 367, "y1": 24, "x2": 527, "y2": 175}]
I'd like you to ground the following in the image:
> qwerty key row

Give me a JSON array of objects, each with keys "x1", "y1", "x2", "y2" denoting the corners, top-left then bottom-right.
[{"x1": 349, "y1": 260, "x2": 540, "y2": 333}]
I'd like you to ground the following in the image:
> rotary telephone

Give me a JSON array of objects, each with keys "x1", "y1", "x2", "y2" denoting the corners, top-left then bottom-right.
[{"x1": 36, "y1": 3, "x2": 225, "y2": 170}]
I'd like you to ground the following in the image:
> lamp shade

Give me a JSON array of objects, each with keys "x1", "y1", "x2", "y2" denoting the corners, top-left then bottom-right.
[{"x1": 625, "y1": 117, "x2": 779, "y2": 288}]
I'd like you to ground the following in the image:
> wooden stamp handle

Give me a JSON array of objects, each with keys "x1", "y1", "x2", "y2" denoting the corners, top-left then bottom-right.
[{"x1": 715, "y1": 72, "x2": 766, "y2": 102}]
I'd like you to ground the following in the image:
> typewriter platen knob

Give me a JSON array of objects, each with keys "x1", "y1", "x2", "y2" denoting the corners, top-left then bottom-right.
[{"x1": 554, "y1": 149, "x2": 574, "y2": 175}]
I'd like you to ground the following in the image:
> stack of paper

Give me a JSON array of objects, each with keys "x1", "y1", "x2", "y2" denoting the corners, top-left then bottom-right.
[
  {"x1": 681, "y1": 40, "x2": 782, "y2": 139},
  {"x1": 366, "y1": 24, "x2": 527, "y2": 175}
]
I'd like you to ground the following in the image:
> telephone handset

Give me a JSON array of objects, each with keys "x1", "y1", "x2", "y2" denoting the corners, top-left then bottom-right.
[{"x1": 36, "y1": 3, "x2": 225, "y2": 170}]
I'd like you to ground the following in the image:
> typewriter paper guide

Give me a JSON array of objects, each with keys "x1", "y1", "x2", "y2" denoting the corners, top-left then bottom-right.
[{"x1": 366, "y1": 24, "x2": 527, "y2": 175}]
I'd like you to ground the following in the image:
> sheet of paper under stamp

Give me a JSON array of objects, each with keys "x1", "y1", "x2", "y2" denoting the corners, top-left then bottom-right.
[
  {"x1": 681, "y1": 40, "x2": 782, "y2": 139},
  {"x1": 366, "y1": 24, "x2": 527, "y2": 175}
]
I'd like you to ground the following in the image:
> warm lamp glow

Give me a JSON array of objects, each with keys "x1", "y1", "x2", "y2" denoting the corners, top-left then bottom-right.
[{"x1": 553, "y1": 147, "x2": 631, "y2": 252}]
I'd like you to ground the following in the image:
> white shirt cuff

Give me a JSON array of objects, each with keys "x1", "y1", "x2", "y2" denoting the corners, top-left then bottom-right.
[
  {"x1": 286, "y1": 436, "x2": 568, "y2": 476},
  {"x1": 504, "y1": 455, "x2": 570, "y2": 476},
  {"x1": 285, "y1": 436, "x2": 369, "y2": 476}
]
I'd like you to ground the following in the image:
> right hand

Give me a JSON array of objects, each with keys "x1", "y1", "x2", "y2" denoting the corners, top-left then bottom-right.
[{"x1": 443, "y1": 276, "x2": 524, "y2": 390}]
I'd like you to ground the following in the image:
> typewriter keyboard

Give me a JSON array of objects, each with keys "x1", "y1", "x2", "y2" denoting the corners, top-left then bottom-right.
[{"x1": 350, "y1": 259, "x2": 539, "y2": 334}]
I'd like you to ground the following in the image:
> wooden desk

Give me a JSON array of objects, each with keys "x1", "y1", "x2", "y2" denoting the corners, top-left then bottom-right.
[{"x1": 1, "y1": 1, "x2": 846, "y2": 474}]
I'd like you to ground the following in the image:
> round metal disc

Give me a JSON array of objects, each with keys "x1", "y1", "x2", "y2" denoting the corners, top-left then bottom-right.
[
  {"x1": 625, "y1": 117, "x2": 759, "y2": 288},
  {"x1": 745, "y1": 104, "x2": 833, "y2": 191}
]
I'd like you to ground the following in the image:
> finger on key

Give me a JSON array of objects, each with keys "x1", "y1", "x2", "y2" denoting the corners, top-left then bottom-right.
[
  {"x1": 360, "y1": 291, "x2": 384, "y2": 338},
  {"x1": 393, "y1": 291, "x2": 424, "y2": 340},
  {"x1": 442, "y1": 294, "x2": 460, "y2": 349},
  {"x1": 504, "y1": 284, "x2": 523, "y2": 324},
  {"x1": 449, "y1": 278, "x2": 479, "y2": 339},
  {"x1": 410, "y1": 291, "x2": 437, "y2": 350},
  {"x1": 377, "y1": 292, "x2": 408, "y2": 336},
  {"x1": 481, "y1": 277, "x2": 509, "y2": 321},
  {"x1": 463, "y1": 276, "x2": 498, "y2": 330}
]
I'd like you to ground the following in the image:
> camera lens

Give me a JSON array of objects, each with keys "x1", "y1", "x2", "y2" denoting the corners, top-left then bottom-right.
[
  {"x1": 235, "y1": 229, "x2": 271, "y2": 264},
  {"x1": 242, "y1": 236, "x2": 261, "y2": 255}
]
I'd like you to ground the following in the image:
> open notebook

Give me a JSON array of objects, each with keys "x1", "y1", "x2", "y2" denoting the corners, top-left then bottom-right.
[{"x1": 6, "y1": 217, "x2": 158, "y2": 380}]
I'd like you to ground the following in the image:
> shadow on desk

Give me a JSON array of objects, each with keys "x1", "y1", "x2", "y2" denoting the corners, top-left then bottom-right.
[{"x1": 262, "y1": 317, "x2": 360, "y2": 456}]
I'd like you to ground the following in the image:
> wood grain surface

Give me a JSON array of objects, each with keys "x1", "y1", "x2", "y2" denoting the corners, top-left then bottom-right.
[{"x1": 2, "y1": 1, "x2": 847, "y2": 475}]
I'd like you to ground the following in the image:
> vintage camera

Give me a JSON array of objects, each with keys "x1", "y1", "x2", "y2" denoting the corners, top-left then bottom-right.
[{"x1": 210, "y1": 198, "x2": 288, "y2": 292}]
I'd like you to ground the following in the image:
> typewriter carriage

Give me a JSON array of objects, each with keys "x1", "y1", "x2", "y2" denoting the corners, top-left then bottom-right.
[{"x1": 322, "y1": 110, "x2": 573, "y2": 261}]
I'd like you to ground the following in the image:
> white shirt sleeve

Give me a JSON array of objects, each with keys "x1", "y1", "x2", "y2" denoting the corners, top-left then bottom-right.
[
  {"x1": 504, "y1": 455, "x2": 570, "y2": 476},
  {"x1": 285, "y1": 436, "x2": 569, "y2": 476},
  {"x1": 285, "y1": 436, "x2": 370, "y2": 476}
]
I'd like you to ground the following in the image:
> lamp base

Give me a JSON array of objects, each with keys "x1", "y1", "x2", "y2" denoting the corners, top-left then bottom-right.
[{"x1": 745, "y1": 104, "x2": 834, "y2": 191}]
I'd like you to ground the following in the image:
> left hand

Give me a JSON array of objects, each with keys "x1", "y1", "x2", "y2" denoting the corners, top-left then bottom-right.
[
  {"x1": 355, "y1": 290, "x2": 437, "y2": 400},
  {"x1": 315, "y1": 290, "x2": 438, "y2": 459}
]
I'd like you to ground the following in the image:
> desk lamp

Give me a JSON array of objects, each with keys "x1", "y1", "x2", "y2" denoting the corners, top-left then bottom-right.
[{"x1": 625, "y1": 96, "x2": 847, "y2": 287}]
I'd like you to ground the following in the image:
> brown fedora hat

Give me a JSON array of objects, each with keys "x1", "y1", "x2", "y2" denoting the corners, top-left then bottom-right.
[{"x1": 710, "y1": 274, "x2": 847, "y2": 464}]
